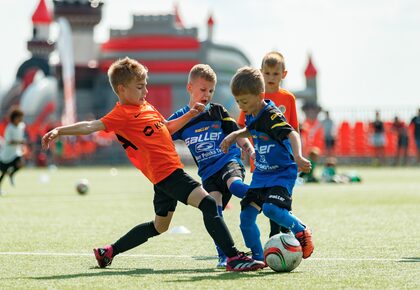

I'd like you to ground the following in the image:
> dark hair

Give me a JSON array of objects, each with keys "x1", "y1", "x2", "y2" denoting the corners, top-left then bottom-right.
[
  {"x1": 230, "y1": 66, "x2": 265, "y2": 96},
  {"x1": 9, "y1": 107, "x2": 24, "y2": 122}
]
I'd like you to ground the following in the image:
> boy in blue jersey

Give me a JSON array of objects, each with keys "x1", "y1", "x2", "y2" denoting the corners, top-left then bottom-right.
[
  {"x1": 221, "y1": 67, "x2": 314, "y2": 260},
  {"x1": 169, "y1": 64, "x2": 255, "y2": 267}
]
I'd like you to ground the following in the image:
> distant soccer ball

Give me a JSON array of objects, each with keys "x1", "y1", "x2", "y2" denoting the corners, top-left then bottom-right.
[
  {"x1": 264, "y1": 233, "x2": 303, "y2": 272},
  {"x1": 76, "y1": 179, "x2": 89, "y2": 195}
]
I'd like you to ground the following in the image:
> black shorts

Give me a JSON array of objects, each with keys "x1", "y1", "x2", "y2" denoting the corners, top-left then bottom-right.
[
  {"x1": 0, "y1": 156, "x2": 22, "y2": 172},
  {"x1": 153, "y1": 169, "x2": 201, "y2": 216},
  {"x1": 202, "y1": 161, "x2": 245, "y2": 209},
  {"x1": 240, "y1": 186, "x2": 292, "y2": 212}
]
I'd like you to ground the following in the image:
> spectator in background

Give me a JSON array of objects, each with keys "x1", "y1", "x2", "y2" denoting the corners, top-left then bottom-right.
[
  {"x1": 370, "y1": 110, "x2": 386, "y2": 166},
  {"x1": 392, "y1": 116, "x2": 409, "y2": 166},
  {"x1": 299, "y1": 147, "x2": 320, "y2": 183},
  {"x1": 0, "y1": 108, "x2": 26, "y2": 195},
  {"x1": 410, "y1": 108, "x2": 420, "y2": 164},
  {"x1": 321, "y1": 111, "x2": 335, "y2": 157}
]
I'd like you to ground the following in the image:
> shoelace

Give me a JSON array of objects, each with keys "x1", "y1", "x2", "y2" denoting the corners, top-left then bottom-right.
[{"x1": 297, "y1": 235, "x2": 308, "y2": 246}]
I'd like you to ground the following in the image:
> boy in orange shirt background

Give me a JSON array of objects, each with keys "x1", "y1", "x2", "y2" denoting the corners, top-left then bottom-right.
[{"x1": 237, "y1": 52, "x2": 300, "y2": 238}]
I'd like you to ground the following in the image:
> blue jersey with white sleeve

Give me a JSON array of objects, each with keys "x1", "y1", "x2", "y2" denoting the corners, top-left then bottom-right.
[
  {"x1": 169, "y1": 103, "x2": 242, "y2": 181},
  {"x1": 245, "y1": 100, "x2": 298, "y2": 194}
]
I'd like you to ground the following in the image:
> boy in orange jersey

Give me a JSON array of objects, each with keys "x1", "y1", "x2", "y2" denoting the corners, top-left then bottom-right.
[
  {"x1": 41, "y1": 57, "x2": 264, "y2": 272},
  {"x1": 237, "y1": 51, "x2": 299, "y2": 238}
]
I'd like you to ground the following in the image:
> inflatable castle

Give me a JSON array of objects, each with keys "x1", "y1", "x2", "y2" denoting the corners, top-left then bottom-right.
[{"x1": 0, "y1": 0, "x2": 319, "y2": 163}]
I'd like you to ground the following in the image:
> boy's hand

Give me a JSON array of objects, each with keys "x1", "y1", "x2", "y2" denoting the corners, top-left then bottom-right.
[
  {"x1": 295, "y1": 156, "x2": 312, "y2": 173},
  {"x1": 42, "y1": 129, "x2": 59, "y2": 150},
  {"x1": 220, "y1": 133, "x2": 237, "y2": 153},
  {"x1": 189, "y1": 102, "x2": 206, "y2": 117}
]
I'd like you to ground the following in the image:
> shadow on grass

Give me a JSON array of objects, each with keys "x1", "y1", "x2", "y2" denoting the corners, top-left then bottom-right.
[
  {"x1": 398, "y1": 257, "x2": 420, "y2": 263},
  {"x1": 166, "y1": 270, "x2": 296, "y2": 283},
  {"x1": 192, "y1": 255, "x2": 216, "y2": 261},
  {"x1": 27, "y1": 267, "x2": 220, "y2": 280},
  {"x1": 26, "y1": 267, "x2": 290, "y2": 282}
]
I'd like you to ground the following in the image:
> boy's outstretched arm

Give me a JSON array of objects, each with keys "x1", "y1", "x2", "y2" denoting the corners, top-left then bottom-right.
[
  {"x1": 220, "y1": 128, "x2": 251, "y2": 153},
  {"x1": 288, "y1": 131, "x2": 311, "y2": 173},
  {"x1": 236, "y1": 137, "x2": 255, "y2": 160},
  {"x1": 165, "y1": 102, "x2": 206, "y2": 135},
  {"x1": 42, "y1": 120, "x2": 105, "y2": 150}
]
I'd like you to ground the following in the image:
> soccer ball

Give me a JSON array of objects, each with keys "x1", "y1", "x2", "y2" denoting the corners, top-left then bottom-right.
[
  {"x1": 76, "y1": 179, "x2": 89, "y2": 195},
  {"x1": 264, "y1": 233, "x2": 303, "y2": 272}
]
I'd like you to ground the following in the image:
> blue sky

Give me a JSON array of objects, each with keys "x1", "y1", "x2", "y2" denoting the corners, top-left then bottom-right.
[{"x1": 1, "y1": 0, "x2": 419, "y2": 112}]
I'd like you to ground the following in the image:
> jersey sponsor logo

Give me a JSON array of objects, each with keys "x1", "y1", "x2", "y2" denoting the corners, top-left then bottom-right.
[
  {"x1": 255, "y1": 144, "x2": 275, "y2": 154},
  {"x1": 259, "y1": 134, "x2": 269, "y2": 141},
  {"x1": 195, "y1": 141, "x2": 215, "y2": 152},
  {"x1": 268, "y1": 194, "x2": 285, "y2": 202},
  {"x1": 195, "y1": 126, "x2": 210, "y2": 133},
  {"x1": 185, "y1": 132, "x2": 222, "y2": 146},
  {"x1": 211, "y1": 124, "x2": 220, "y2": 129},
  {"x1": 154, "y1": 121, "x2": 164, "y2": 130},
  {"x1": 143, "y1": 126, "x2": 154, "y2": 136}
]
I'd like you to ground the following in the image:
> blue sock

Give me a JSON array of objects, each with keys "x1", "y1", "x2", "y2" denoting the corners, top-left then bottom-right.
[
  {"x1": 262, "y1": 203, "x2": 305, "y2": 234},
  {"x1": 229, "y1": 180, "x2": 249, "y2": 199},
  {"x1": 240, "y1": 206, "x2": 264, "y2": 261},
  {"x1": 215, "y1": 205, "x2": 226, "y2": 259},
  {"x1": 217, "y1": 205, "x2": 223, "y2": 217}
]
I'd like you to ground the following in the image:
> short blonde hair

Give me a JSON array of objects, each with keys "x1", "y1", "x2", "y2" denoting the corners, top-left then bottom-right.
[
  {"x1": 261, "y1": 51, "x2": 286, "y2": 72},
  {"x1": 188, "y1": 64, "x2": 217, "y2": 83},
  {"x1": 107, "y1": 57, "x2": 148, "y2": 94},
  {"x1": 230, "y1": 66, "x2": 265, "y2": 96}
]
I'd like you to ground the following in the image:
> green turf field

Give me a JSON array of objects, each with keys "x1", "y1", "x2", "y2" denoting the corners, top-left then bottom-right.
[{"x1": 0, "y1": 166, "x2": 419, "y2": 289}]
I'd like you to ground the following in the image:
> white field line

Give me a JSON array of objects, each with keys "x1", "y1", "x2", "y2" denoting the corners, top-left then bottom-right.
[{"x1": 0, "y1": 252, "x2": 406, "y2": 262}]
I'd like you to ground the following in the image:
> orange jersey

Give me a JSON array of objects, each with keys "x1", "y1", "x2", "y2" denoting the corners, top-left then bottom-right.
[
  {"x1": 238, "y1": 89, "x2": 299, "y2": 131},
  {"x1": 101, "y1": 101, "x2": 183, "y2": 184}
]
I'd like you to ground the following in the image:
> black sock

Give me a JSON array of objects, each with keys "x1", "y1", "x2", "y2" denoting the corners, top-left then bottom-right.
[
  {"x1": 112, "y1": 221, "x2": 160, "y2": 256},
  {"x1": 269, "y1": 219, "x2": 281, "y2": 237},
  {"x1": 198, "y1": 195, "x2": 238, "y2": 258},
  {"x1": 9, "y1": 165, "x2": 20, "y2": 178},
  {"x1": 0, "y1": 171, "x2": 6, "y2": 186}
]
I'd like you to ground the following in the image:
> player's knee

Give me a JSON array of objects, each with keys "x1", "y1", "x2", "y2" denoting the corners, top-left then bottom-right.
[
  {"x1": 262, "y1": 203, "x2": 287, "y2": 220},
  {"x1": 198, "y1": 195, "x2": 218, "y2": 216}
]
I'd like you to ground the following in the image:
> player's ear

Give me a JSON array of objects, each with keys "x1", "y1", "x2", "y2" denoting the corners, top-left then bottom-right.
[
  {"x1": 186, "y1": 82, "x2": 192, "y2": 93},
  {"x1": 282, "y1": 70, "x2": 288, "y2": 79},
  {"x1": 117, "y1": 84, "x2": 125, "y2": 95}
]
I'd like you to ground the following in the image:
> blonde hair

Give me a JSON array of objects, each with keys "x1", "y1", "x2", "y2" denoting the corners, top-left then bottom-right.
[
  {"x1": 188, "y1": 64, "x2": 217, "y2": 83},
  {"x1": 261, "y1": 51, "x2": 286, "y2": 72},
  {"x1": 107, "y1": 57, "x2": 148, "y2": 94},
  {"x1": 230, "y1": 66, "x2": 265, "y2": 96}
]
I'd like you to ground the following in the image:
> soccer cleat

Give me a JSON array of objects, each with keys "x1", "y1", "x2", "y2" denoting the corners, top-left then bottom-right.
[
  {"x1": 216, "y1": 255, "x2": 228, "y2": 268},
  {"x1": 226, "y1": 252, "x2": 266, "y2": 272},
  {"x1": 295, "y1": 228, "x2": 314, "y2": 259},
  {"x1": 93, "y1": 245, "x2": 114, "y2": 268}
]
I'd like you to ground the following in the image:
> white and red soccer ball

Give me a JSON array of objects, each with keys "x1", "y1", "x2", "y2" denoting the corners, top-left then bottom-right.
[{"x1": 264, "y1": 232, "x2": 303, "y2": 272}]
